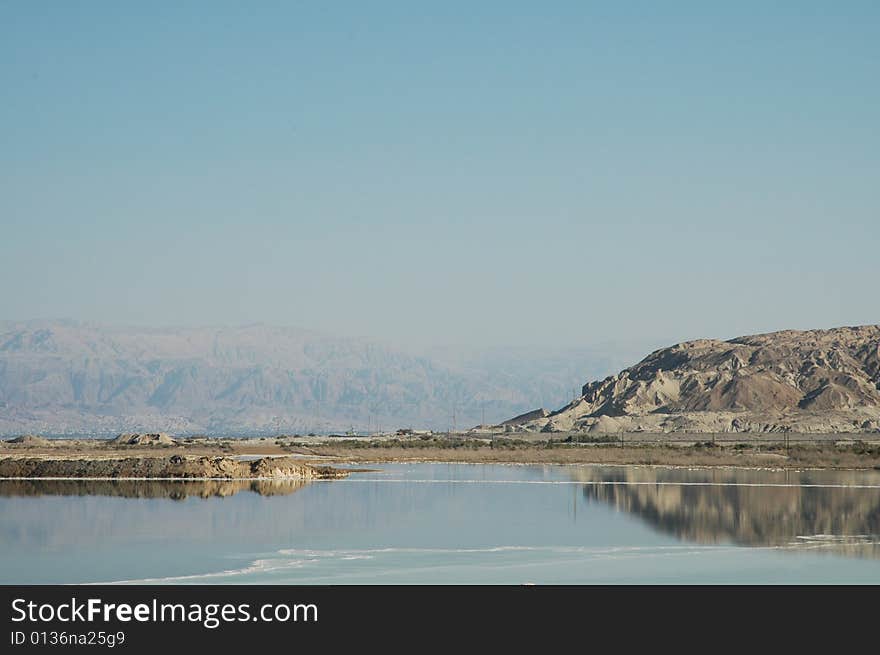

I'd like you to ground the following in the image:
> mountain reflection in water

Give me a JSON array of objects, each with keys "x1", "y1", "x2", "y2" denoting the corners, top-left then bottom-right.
[
  {"x1": 574, "y1": 467, "x2": 880, "y2": 558},
  {"x1": 0, "y1": 478, "x2": 306, "y2": 500}
]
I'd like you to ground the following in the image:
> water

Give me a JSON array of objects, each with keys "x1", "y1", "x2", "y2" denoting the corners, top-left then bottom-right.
[{"x1": 2, "y1": 463, "x2": 880, "y2": 584}]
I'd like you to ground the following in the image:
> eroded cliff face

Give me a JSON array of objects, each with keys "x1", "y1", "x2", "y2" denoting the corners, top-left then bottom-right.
[
  {"x1": 511, "y1": 326, "x2": 880, "y2": 433},
  {"x1": 0, "y1": 455, "x2": 348, "y2": 480}
]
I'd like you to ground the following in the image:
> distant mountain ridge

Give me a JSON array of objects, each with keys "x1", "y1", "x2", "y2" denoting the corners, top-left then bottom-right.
[
  {"x1": 0, "y1": 320, "x2": 634, "y2": 435},
  {"x1": 508, "y1": 325, "x2": 880, "y2": 433}
]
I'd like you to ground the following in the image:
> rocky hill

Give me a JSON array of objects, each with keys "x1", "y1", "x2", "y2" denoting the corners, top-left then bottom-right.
[
  {"x1": 0, "y1": 320, "x2": 632, "y2": 435},
  {"x1": 508, "y1": 325, "x2": 880, "y2": 433}
]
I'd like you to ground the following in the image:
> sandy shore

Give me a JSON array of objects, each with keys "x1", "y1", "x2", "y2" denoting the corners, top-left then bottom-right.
[
  {"x1": 2, "y1": 433, "x2": 880, "y2": 472},
  {"x1": 0, "y1": 437, "x2": 350, "y2": 479}
]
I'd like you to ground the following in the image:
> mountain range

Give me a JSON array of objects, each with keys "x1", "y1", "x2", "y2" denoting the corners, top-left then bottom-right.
[{"x1": 0, "y1": 320, "x2": 638, "y2": 436}]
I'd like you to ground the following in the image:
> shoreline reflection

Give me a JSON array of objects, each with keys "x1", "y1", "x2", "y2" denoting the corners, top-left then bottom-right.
[
  {"x1": 0, "y1": 478, "x2": 307, "y2": 499},
  {"x1": 574, "y1": 467, "x2": 880, "y2": 558}
]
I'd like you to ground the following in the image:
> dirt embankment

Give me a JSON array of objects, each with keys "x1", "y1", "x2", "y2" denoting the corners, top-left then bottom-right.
[{"x1": 0, "y1": 455, "x2": 348, "y2": 480}]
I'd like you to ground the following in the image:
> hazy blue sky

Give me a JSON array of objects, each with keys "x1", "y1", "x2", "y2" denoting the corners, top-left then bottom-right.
[{"x1": 2, "y1": 2, "x2": 878, "y2": 348}]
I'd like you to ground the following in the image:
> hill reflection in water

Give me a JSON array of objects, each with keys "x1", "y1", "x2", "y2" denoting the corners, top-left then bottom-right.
[{"x1": 574, "y1": 467, "x2": 880, "y2": 558}]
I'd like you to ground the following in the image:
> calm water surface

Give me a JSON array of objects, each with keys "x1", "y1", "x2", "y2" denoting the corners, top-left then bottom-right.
[{"x1": 2, "y1": 463, "x2": 880, "y2": 584}]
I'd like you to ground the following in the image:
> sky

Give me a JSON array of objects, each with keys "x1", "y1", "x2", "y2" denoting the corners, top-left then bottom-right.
[{"x1": 1, "y1": 2, "x2": 878, "y2": 349}]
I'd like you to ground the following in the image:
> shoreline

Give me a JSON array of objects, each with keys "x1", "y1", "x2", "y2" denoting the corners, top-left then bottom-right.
[
  {"x1": 303, "y1": 442, "x2": 880, "y2": 471},
  {"x1": 323, "y1": 459, "x2": 880, "y2": 474},
  {"x1": 2, "y1": 433, "x2": 880, "y2": 475},
  {"x1": 0, "y1": 454, "x2": 350, "y2": 481}
]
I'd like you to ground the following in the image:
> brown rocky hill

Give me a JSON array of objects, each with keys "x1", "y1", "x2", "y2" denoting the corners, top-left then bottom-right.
[{"x1": 507, "y1": 326, "x2": 880, "y2": 433}]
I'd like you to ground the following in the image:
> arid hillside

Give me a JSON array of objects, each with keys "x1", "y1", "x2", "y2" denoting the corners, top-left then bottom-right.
[{"x1": 508, "y1": 325, "x2": 880, "y2": 433}]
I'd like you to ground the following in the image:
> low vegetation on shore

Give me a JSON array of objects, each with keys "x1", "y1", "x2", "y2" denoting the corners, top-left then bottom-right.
[
  {"x1": 3, "y1": 432, "x2": 880, "y2": 473},
  {"x1": 303, "y1": 436, "x2": 880, "y2": 470}
]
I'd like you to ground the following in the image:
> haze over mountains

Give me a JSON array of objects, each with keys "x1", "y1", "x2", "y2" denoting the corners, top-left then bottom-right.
[
  {"x1": 511, "y1": 325, "x2": 880, "y2": 434},
  {"x1": 0, "y1": 320, "x2": 640, "y2": 436}
]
